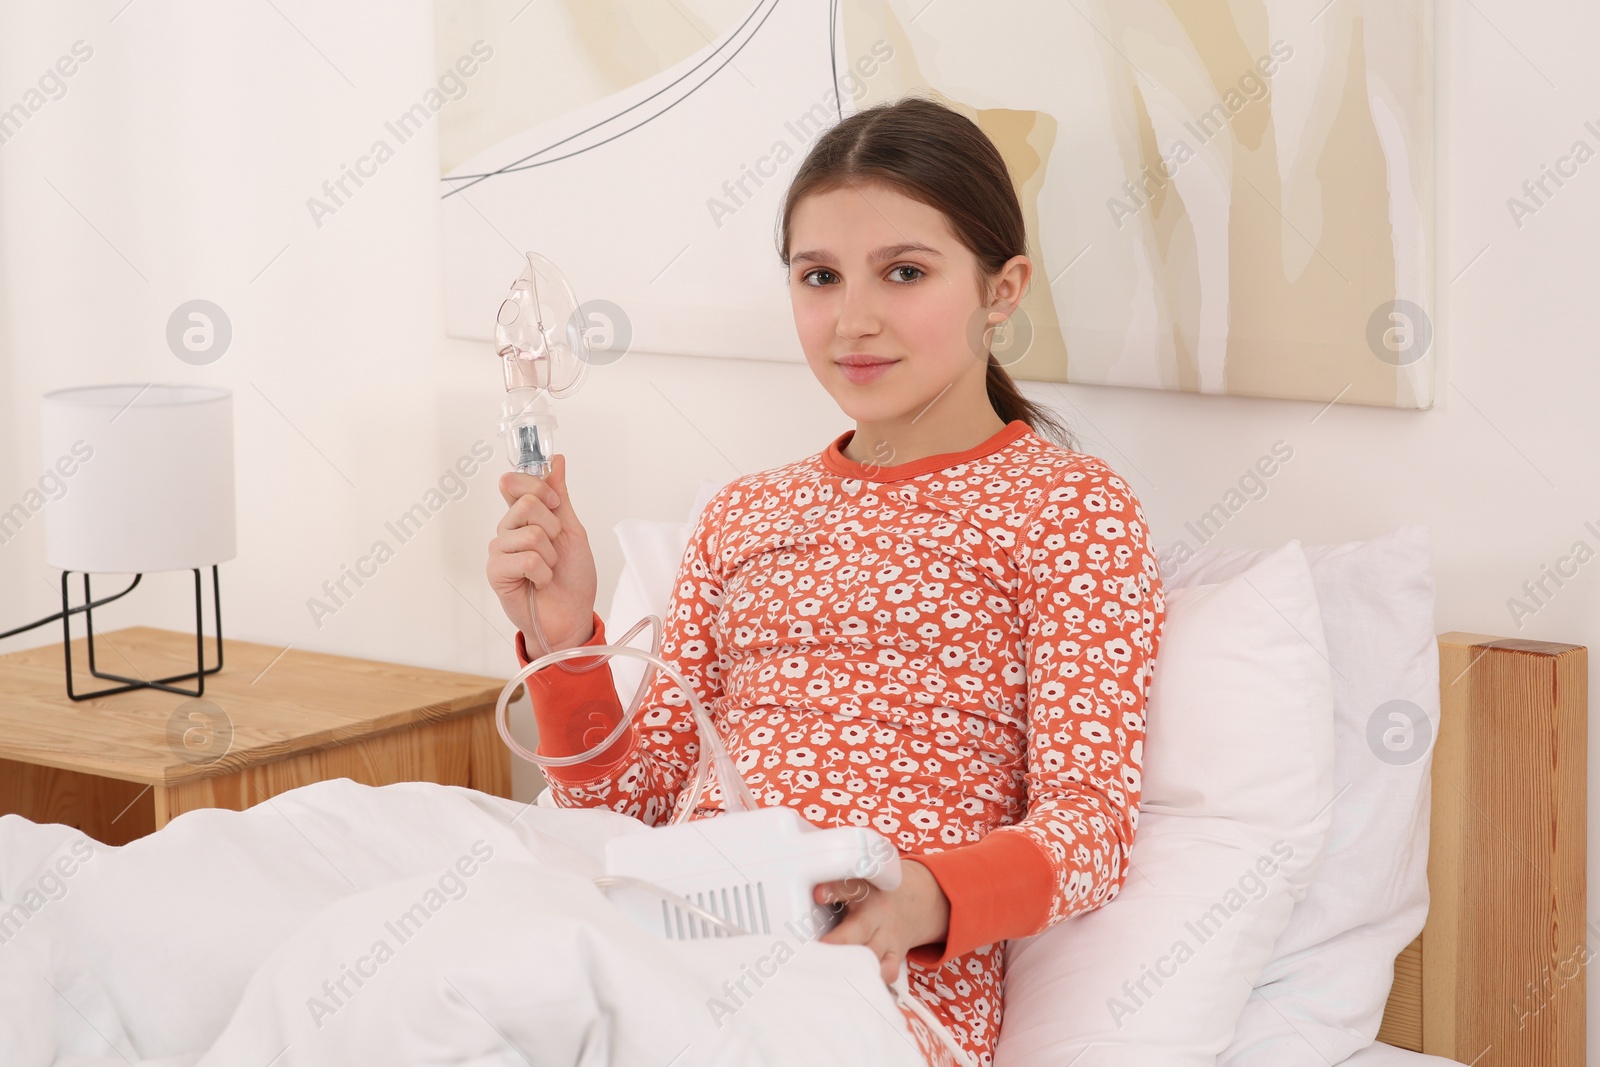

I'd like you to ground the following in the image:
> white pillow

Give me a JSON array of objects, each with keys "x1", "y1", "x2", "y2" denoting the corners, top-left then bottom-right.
[
  {"x1": 600, "y1": 477, "x2": 726, "y2": 710},
  {"x1": 992, "y1": 541, "x2": 1336, "y2": 1066},
  {"x1": 1337, "y1": 1041, "x2": 1464, "y2": 1066},
  {"x1": 1163, "y1": 526, "x2": 1440, "y2": 1066}
]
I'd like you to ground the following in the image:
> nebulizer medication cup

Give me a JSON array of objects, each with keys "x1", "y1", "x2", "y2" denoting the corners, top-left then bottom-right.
[{"x1": 490, "y1": 250, "x2": 759, "y2": 823}]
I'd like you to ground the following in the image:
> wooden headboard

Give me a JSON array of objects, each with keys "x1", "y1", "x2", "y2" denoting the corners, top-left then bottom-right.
[{"x1": 1376, "y1": 632, "x2": 1587, "y2": 1064}]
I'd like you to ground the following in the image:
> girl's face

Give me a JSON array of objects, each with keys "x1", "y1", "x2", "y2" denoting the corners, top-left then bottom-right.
[{"x1": 787, "y1": 182, "x2": 1003, "y2": 427}]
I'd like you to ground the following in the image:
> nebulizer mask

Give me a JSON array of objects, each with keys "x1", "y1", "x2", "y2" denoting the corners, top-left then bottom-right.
[
  {"x1": 494, "y1": 251, "x2": 584, "y2": 479},
  {"x1": 489, "y1": 252, "x2": 902, "y2": 946}
]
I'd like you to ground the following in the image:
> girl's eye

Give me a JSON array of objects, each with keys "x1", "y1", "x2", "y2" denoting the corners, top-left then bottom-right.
[{"x1": 797, "y1": 265, "x2": 925, "y2": 286}]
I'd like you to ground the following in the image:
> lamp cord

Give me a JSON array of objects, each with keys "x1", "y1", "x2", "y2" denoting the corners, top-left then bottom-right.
[{"x1": 0, "y1": 574, "x2": 142, "y2": 641}]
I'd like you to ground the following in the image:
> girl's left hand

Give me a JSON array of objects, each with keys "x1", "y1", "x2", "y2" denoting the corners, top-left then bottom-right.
[{"x1": 814, "y1": 858, "x2": 950, "y2": 984}]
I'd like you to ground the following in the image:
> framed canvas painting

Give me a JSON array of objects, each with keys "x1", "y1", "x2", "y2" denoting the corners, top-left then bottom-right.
[{"x1": 435, "y1": 0, "x2": 1434, "y2": 409}]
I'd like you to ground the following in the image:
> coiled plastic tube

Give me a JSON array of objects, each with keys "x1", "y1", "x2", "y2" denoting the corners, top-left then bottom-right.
[{"x1": 494, "y1": 596, "x2": 759, "y2": 825}]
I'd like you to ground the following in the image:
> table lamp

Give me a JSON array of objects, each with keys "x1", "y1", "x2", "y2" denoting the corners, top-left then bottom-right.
[{"x1": 39, "y1": 383, "x2": 237, "y2": 700}]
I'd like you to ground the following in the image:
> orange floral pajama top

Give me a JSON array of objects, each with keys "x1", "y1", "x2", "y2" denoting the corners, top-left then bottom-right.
[{"x1": 515, "y1": 418, "x2": 1167, "y2": 1067}]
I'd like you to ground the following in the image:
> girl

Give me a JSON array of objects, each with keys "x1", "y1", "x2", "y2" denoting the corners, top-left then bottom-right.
[{"x1": 486, "y1": 95, "x2": 1167, "y2": 1067}]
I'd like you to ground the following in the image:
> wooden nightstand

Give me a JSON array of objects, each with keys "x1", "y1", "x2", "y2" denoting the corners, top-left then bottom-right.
[{"x1": 0, "y1": 627, "x2": 514, "y2": 845}]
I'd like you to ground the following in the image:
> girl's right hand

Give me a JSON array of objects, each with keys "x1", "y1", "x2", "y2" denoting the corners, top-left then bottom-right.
[{"x1": 487, "y1": 452, "x2": 599, "y2": 654}]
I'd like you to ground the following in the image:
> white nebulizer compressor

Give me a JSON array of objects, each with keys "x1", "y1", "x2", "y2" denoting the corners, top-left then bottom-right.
[{"x1": 489, "y1": 251, "x2": 901, "y2": 943}]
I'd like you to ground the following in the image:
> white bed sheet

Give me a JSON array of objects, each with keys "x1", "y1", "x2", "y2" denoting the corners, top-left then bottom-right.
[
  {"x1": 0, "y1": 777, "x2": 930, "y2": 1067},
  {"x1": 0, "y1": 773, "x2": 1475, "y2": 1067}
]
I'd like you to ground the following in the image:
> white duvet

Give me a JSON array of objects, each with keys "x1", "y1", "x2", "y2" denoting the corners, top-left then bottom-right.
[{"x1": 0, "y1": 778, "x2": 930, "y2": 1067}]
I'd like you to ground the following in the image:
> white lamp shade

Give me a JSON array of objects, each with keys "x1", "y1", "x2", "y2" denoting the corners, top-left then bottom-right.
[{"x1": 40, "y1": 384, "x2": 237, "y2": 574}]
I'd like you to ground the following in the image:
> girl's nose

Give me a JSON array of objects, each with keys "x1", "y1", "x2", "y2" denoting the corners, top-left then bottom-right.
[{"x1": 835, "y1": 282, "x2": 882, "y2": 338}]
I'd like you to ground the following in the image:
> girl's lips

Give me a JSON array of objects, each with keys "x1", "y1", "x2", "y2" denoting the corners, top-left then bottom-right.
[{"x1": 838, "y1": 360, "x2": 896, "y2": 384}]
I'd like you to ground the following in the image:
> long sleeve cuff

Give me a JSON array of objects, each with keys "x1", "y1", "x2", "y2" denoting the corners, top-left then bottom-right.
[
  {"x1": 904, "y1": 830, "x2": 1057, "y2": 968},
  {"x1": 515, "y1": 610, "x2": 633, "y2": 782}
]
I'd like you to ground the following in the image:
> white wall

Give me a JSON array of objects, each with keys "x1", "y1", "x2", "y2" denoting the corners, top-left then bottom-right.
[{"x1": 2, "y1": 1, "x2": 1597, "y2": 1054}]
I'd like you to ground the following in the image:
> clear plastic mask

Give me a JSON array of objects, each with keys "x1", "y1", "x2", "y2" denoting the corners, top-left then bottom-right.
[
  {"x1": 495, "y1": 251, "x2": 590, "y2": 474},
  {"x1": 495, "y1": 250, "x2": 589, "y2": 396}
]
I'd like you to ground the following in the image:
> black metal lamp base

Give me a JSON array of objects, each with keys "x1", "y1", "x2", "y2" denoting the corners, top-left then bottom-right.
[{"x1": 59, "y1": 566, "x2": 224, "y2": 700}]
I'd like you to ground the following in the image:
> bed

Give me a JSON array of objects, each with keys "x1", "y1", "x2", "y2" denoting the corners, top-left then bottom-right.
[{"x1": 519, "y1": 627, "x2": 1589, "y2": 1067}]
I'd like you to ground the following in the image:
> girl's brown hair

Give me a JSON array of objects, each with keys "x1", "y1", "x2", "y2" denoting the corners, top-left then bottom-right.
[{"x1": 776, "y1": 93, "x2": 1077, "y2": 451}]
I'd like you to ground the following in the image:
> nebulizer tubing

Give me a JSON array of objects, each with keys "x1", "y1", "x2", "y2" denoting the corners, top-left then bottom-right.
[
  {"x1": 491, "y1": 613, "x2": 760, "y2": 826},
  {"x1": 491, "y1": 249, "x2": 759, "y2": 825}
]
